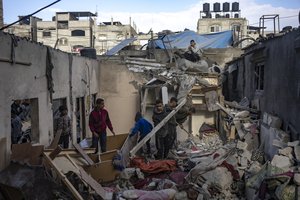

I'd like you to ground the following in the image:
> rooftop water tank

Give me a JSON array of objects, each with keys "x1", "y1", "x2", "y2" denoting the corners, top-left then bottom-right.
[
  {"x1": 232, "y1": 2, "x2": 239, "y2": 11},
  {"x1": 223, "y1": 2, "x2": 230, "y2": 12},
  {"x1": 203, "y1": 3, "x2": 210, "y2": 12},
  {"x1": 213, "y1": 2, "x2": 221, "y2": 12}
]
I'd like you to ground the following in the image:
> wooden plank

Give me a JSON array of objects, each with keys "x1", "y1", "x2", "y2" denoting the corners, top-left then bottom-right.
[
  {"x1": 83, "y1": 161, "x2": 120, "y2": 183},
  {"x1": 216, "y1": 102, "x2": 234, "y2": 118},
  {"x1": 73, "y1": 143, "x2": 94, "y2": 165},
  {"x1": 48, "y1": 129, "x2": 62, "y2": 149},
  {"x1": 141, "y1": 88, "x2": 149, "y2": 116},
  {"x1": 88, "y1": 150, "x2": 118, "y2": 162},
  {"x1": 49, "y1": 145, "x2": 62, "y2": 160},
  {"x1": 65, "y1": 154, "x2": 79, "y2": 169},
  {"x1": 106, "y1": 134, "x2": 128, "y2": 151},
  {"x1": 43, "y1": 153, "x2": 84, "y2": 200},
  {"x1": 130, "y1": 98, "x2": 187, "y2": 157},
  {"x1": 78, "y1": 167, "x2": 111, "y2": 200},
  {"x1": 229, "y1": 125, "x2": 236, "y2": 140},
  {"x1": 44, "y1": 148, "x2": 95, "y2": 155},
  {"x1": 0, "y1": 138, "x2": 7, "y2": 171}
]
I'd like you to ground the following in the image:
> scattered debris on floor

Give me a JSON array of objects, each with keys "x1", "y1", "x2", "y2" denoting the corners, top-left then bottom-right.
[{"x1": 1, "y1": 55, "x2": 300, "y2": 200}]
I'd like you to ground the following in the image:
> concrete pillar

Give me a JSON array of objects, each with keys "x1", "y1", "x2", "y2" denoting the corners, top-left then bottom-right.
[{"x1": 0, "y1": 0, "x2": 3, "y2": 28}]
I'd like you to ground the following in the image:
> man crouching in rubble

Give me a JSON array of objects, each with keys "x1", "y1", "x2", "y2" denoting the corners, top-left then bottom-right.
[
  {"x1": 129, "y1": 112, "x2": 153, "y2": 155},
  {"x1": 89, "y1": 98, "x2": 115, "y2": 153},
  {"x1": 152, "y1": 99, "x2": 169, "y2": 159},
  {"x1": 184, "y1": 39, "x2": 202, "y2": 62}
]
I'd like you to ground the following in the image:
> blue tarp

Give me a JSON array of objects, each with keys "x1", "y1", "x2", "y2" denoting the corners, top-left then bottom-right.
[{"x1": 152, "y1": 30, "x2": 233, "y2": 49}]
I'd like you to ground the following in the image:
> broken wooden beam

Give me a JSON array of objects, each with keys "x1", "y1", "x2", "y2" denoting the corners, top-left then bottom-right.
[
  {"x1": 79, "y1": 167, "x2": 112, "y2": 200},
  {"x1": 43, "y1": 152, "x2": 84, "y2": 200},
  {"x1": 48, "y1": 130, "x2": 62, "y2": 149},
  {"x1": 49, "y1": 145, "x2": 63, "y2": 160},
  {"x1": 216, "y1": 102, "x2": 234, "y2": 118},
  {"x1": 130, "y1": 98, "x2": 187, "y2": 157},
  {"x1": 73, "y1": 143, "x2": 94, "y2": 165}
]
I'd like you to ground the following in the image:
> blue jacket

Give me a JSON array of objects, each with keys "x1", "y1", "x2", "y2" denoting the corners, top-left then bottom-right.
[{"x1": 130, "y1": 118, "x2": 153, "y2": 138}]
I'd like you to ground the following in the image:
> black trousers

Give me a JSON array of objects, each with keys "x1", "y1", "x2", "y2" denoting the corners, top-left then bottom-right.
[
  {"x1": 155, "y1": 134, "x2": 170, "y2": 159},
  {"x1": 59, "y1": 134, "x2": 69, "y2": 149}
]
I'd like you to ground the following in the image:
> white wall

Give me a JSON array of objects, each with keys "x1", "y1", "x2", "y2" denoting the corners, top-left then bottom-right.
[{"x1": 0, "y1": 32, "x2": 101, "y2": 170}]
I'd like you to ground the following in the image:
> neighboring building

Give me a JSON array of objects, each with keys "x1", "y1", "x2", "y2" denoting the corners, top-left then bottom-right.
[
  {"x1": 222, "y1": 28, "x2": 300, "y2": 136},
  {"x1": 3, "y1": 16, "x2": 41, "y2": 41},
  {"x1": 197, "y1": 2, "x2": 248, "y2": 46},
  {"x1": 94, "y1": 20, "x2": 138, "y2": 55},
  {"x1": 3, "y1": 12, "x2": 138, "y2": 55},
  {"x1": 37, "y1": 12, "x2": 96, "y2": 53}
]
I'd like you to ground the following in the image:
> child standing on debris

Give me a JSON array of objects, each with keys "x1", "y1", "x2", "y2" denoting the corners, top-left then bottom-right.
[
  {"x1": 152, "y1": 99, "x2": 169, "y2": 159},
  {"x1": 165, "y1": 97, "x2": 178, "y2": 150},
  {"x1": 54, "y1": 105, "x2": 71, "y2": 148},
  {"x1": 89, "y1": 98, "x2": 115, "y2": 153},
  {"x1": 129, "y1": 112, "x2": 153, "y2": 155}
]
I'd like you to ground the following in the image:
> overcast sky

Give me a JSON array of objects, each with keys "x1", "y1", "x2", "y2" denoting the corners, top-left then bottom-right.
[{"x1": 3, "y1": 0, "x2": 300, "y2": 33}]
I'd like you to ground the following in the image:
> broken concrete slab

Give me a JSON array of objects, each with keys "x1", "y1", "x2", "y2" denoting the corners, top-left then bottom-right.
[
  {"x1": 201, "y1": 167, "x2": 233, "y2": 191},
  {"x1": 278, "y1": 147, "x2": 293, "y2": 157},
  {"x1": 272, "y1": 139, "x2": 288, "y2": 149},
  {"x1": 262, "y1": 112, "x2": 282, "y2": 129},
  {"x1": 294, "y1": 173, "x2": 300, "y2": 186},
  {"x1": 294, "y1": 146, "x2": 300, "y2": 161},
  {"x1": 271, "y1": 155, "x2": 292, "y2": 171},
  {"x1": 288, "y1": 140, "x2": 300, "y2": 147}
]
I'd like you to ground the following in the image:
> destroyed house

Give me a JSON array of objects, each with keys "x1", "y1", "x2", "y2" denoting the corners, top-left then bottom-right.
[
  {"x1": 222, "y1": 27, "x2": 300, "y2": 138},
  {"x1": 4, "y1": 25, "x2": 300, "y2": 199}
]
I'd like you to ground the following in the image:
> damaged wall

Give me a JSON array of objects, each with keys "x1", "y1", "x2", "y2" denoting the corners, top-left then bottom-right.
[
  {"x1": 0, "y1": 32, "x2": 100, "y2": 170},
  {"x1": 223, "y1": 29, "x2": 300, "y2": 136},
  {"x1": 99, "y1": 59, "x2": 146, "y2": 134}
]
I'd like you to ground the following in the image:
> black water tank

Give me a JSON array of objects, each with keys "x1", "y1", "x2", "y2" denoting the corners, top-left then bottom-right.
[
  {"x1": 213, "y1": 2, "x2": 221, "y2": 12},
  {"x1": 80, "y1": 48, "x2": 97, "y2": 59},
  {"x1": 232, "y1": 2, "x2": 239, "y2": 11},
  {"x1": 203, "y1": 3, "x2": 210, "y2": 12},
  {"x1": 234, "y1": 13, "x2": 239, "y2": 18},
  {"x1": 223, "y1": 2, "x2": 230, "y2": 12},
  {"x1": 225, "y1": 14, "x2": 230, "y2": 18}
]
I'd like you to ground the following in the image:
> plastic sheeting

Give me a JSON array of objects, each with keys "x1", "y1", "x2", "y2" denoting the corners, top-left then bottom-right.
[
  {"x1": 152, "y1": 30, "x2": 233, "y2": 49},
  {"x1": 105, "y1": 37, "x2": 137, "y2": 56}
]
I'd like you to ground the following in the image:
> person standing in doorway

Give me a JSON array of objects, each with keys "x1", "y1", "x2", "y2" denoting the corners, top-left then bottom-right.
[
  {"x1": 89, "y1": 98, "x2": 115, "y2": 153},
  {"x1": 54, "y1": 105, "x2": 71, "y2": 148}
]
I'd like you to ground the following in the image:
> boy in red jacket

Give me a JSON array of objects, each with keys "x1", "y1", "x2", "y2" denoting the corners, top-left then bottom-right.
[{"x1": 89, "y1": 98, "x2": 115, "y2": 153}]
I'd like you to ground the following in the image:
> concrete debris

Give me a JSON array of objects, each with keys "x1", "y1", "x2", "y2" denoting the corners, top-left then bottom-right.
[
  {"x1": 288, "y1": 140, "x2": 300, "y2": 147},
  {"x1": 293, "y1": 173, "x2": 300, "y2": 186},
  {"x1": 271, "y1": 155, "x2": 293, "y2": 171}
]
